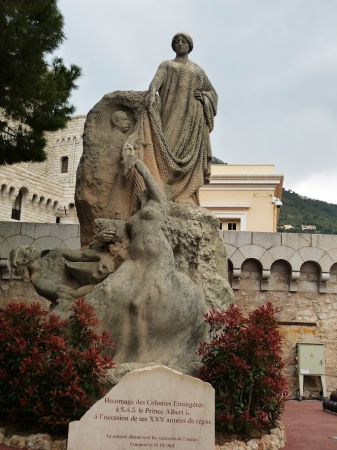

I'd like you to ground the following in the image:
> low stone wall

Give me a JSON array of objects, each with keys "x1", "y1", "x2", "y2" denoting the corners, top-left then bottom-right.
[
  {"x1": 0, "y1": 426, "x2": 66, "y2": 450},
  {"x1": 217, "y1": 423, "x2": 286, "y2": 450},
  {"x1": 223, "y1": 231, "x2": 337, "y2": 397},
  {"x1": 223, "y1": 231, "x2": 337, "y2": 294}
]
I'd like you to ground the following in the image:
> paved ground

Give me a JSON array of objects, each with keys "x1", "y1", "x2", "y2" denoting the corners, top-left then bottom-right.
[
  {"x1": 283, "y1": 399, "x2": 337, "y2": 449},
  {"x1": 1, "y1": 399, "x2": 336, "y2": 449}
]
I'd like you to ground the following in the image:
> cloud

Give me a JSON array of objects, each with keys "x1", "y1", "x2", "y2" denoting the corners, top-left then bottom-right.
[
  {"x1": 291, "y1": 171, "x2": 337, "y2": 204},
  {"x1": 56, "y1": 0, "x2": 337, "y2": 203}
]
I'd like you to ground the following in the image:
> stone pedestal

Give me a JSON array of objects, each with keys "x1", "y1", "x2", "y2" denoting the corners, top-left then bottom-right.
[{"x1": 67, "y1": 366, "x2": 215, "y2": 450}]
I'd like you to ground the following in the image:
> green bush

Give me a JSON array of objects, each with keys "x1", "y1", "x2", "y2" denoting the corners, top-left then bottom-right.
[
  {"x1": 197, "y1": 302, "x2": 287, "y2": 435},
  {"x1": 0, "y1": 298, "x2": 114, "y2": 429}
]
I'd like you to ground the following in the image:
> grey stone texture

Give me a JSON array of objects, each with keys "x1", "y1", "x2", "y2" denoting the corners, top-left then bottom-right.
[
  {"x1": 0, "y1": 223, "x2": 80, "y2": 261},
  {"x1": 269, "y1": 245, "x2": 296, "y2": 262},
  {"x1": 165, "y1": 203, "x2": 234, "y2": 310},
  {"x1": 32, "y1": 236, "x2": 64, "y2": 251},
  {"x1": 7, "y1": 234, "x2": 33, "y2": 249},
  {"x1": 0, "y1": 221, "x2": 22, "y2": 238},
  {"x1": 221, "y1": 230, "x2": 252, "y2": 247},
  {"x1": 78, "y1": 201, "x2": 231, "y2": 375},
  {"x1": 68, "y1": 366, "x2": 215, "y2": 450},
  {"x1": 240, "y1": 244, "x2": 266, "y2": 260},
  {"x1": 21, "y1": 223, "x2": 56, "y2": 240},
  {"x1": 252, "y1": 231, "x2": 282, "y2": 248},
  {"x1": 317, "y1": 252, "x2": 334, "y2": 273}
]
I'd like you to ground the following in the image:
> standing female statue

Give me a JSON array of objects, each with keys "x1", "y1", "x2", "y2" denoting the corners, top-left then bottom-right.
[
  {"x1": 76, "y1": 32, "x2": 218, "y2": 242},
  {"x1": 144, "y1": 32, "x2": 218, "y2": 204}
]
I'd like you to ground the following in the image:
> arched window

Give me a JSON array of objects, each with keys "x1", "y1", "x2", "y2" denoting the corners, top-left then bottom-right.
[
  {"x1": 61, "y1": 156, "x2": 69, "y2": 173},
  {"x1": 31, "y1": 194, "x2": 38, "y2": 207},
  {"x1": 1, "y1": 184, "x2": 7, "y2": 199},
  {"x1": 11, "y1": 190, "x2": 22, "y2": 220}
]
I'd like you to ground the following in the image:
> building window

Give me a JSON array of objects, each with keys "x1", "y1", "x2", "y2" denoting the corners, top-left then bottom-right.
[
  {"x1": 11, "y1": 191, "x2": 22, "y2": 220},
  {"x1": 61, "y1": 156, "x2": 69, "y2": 173},
  {"x1": 228, "y1": 222, "x2": 237, "y2": 231}
]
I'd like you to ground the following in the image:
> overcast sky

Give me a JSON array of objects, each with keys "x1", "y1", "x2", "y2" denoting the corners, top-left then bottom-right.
[{"x1": 56, "y1": 0, "x2": 337, "y2": 204}]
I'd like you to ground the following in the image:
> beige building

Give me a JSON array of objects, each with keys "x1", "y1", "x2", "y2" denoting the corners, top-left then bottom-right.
[
  {"x1": 200, "y1": 164, "x2": 283, "y2": 232},
  {"x1": 0, "y1": 116, "x2": 283, "y2": 232}
]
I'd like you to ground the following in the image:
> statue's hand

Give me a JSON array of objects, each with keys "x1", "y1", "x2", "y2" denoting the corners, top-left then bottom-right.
[
  {"x1": 194, "y1": 89, "x2": 204, "y2": 103},
  {"x1": 96, "y1": 228, "x2": 116, "y2": 243},
  {"x1": 123, "y1": 154, "x2": 138, "y2": 176},
  {"x1": 145, "y1": 91, "x2": 156, "y2": 110}
]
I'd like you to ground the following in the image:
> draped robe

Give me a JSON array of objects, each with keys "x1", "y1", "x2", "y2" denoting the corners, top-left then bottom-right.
[
  {"x1": 87, "y1": 59, "x2": 218, "y2": 226},
  {"x1": 146, "y1": 59, "x2": 218, "y2": 203}
]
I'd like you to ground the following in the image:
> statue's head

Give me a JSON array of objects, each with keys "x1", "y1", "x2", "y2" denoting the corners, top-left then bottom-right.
[
  {"x1": 110, "y1": 111, "x2": 130, "y2": 133},
  {"x1": 10, "y1": 245, "x2": 40, "y2": 278},
  {"x1": 171, "y1": 32, "x2": 193, "y2": 54}
]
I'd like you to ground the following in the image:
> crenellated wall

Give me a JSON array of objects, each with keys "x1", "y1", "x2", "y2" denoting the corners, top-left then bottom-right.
[
  {"x1": 223, "y1": 230, "x2": 337, "y2": 398},
  {"x1": 0, "y1": 225, "x2": 336, "y2": 397},
  {"x1": 223, "y1": 231, "x2": 337, "y2": 293},
  {"x1": 0, "y1": 116, "x2": 85, "y2": 224}
]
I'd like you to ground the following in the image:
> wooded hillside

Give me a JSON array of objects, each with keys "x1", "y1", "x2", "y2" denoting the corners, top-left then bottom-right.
[{"x1": 278, "y1": 189, "x2": 337, "y2": 235}]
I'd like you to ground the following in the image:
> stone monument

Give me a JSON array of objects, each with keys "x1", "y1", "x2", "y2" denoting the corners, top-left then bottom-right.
[
  {"x1": 15, "y1": 32, "x2": 234, "y2": 376},
  {"x1": 75, "y1": 31, "x2": 218, "y2": 245},
  {"x1": 67, "y1": 366, "x2": 215, "y2": 450}
]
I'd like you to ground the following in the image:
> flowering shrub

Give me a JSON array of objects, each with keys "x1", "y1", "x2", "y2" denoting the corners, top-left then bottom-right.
[
  {"x1": 0, "y1": 298, "x2": 114, "y2": 429},
  {"x1": 197, "y1": 302, "x2": 286, "y2": 435}
]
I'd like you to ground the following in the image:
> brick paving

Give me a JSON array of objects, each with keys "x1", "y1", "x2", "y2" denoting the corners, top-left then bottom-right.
[{"x1": 283, "y1": 399, "x2": 337, "y2": 449}]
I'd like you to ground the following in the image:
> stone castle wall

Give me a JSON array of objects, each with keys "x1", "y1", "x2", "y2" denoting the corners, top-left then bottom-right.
[
  {"x1": 1, "y1": 225, "x2": 336, "y2": 397},
  {"x1": 0, "y1": 116, "x2": 85, "y2": 224},
  {"x1": 224, "y1": 230, "x2": 337, "y2": 398}
]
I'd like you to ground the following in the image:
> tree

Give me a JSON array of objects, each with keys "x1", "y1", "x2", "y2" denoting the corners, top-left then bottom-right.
[{"x1": 0, "y1": 0, "x2": 82, "y2": 165}]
